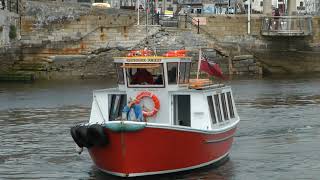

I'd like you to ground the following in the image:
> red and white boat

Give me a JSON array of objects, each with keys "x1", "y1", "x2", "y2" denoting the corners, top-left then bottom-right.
[{"x1": 70, "y1": 49, "x2": 240, "y2": 177}]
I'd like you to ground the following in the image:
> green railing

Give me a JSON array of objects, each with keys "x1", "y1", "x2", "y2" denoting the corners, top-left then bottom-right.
[{"x1": 261, "y1": 16, "x2": 313, "y2": 36}]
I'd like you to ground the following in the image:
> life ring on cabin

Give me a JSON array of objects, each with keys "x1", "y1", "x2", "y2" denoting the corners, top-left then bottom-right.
[{"x1": 135, "y1": 91, "x2": 160, "y2": 117}]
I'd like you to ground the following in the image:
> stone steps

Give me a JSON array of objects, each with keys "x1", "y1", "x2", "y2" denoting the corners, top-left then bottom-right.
[
  {"x1": 13, "y1": 60, "x2": 50, "y2": 71},
  {"x1": 0, "y1": 72, "x2": 35, "y2": 82}
]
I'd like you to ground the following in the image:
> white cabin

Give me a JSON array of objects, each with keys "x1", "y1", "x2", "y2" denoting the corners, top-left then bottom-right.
[{"x1": 89, "y1": 55, "x2": 239, "y2": 131}]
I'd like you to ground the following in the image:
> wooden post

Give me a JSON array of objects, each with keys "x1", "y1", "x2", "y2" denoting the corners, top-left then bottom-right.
[
  {"x1": 197, "y1": 19, "x2": 200, "y2": 34},
  {"x1": 228, "y1": 56, "x2": 233, "y2": 76},
  {"x1": 185, "y1": 14, "x2": 187, "y2": 28}
]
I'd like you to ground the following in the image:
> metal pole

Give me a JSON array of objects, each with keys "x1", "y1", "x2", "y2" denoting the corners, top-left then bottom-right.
[
  {"x1": 158, "y1": 12, "x2": 160, "y2": 25},
  {"x1": 146, "y1": 0, "x2": 148, "y2": 47},
  {"x1": 146, "y1": 0, "x2": 148, "y2": 28},
  {"x1": 151, "y1": 0, "x2": 154, "y2": 25},
  {"x1": 247, "y1": 0, "x2": 251, "y2": 34},
  {"x1": 137, "y1": 0, "x2": 140, "y2": 25},
  {"x1": 197, "y1": 19, "x2": 200, "y2": 34},
  {"x1": 185, "y1": 14, "x2": 187, "y2": 28}
]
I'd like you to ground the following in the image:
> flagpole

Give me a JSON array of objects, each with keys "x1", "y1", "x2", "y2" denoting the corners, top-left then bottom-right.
[
  {"x1": 196, "y1": 48, "x2": 202, "y2": 80},
  {"x1": 137, "y1": 0, "x2": 140, "y2": 25}
]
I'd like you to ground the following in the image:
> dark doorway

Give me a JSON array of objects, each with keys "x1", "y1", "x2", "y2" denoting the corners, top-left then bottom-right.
[{"x1": 173, "y1": 95, "x2": 191, "y2": 127}]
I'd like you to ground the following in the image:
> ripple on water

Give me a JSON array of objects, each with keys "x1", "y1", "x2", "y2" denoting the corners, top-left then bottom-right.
[{"x1": 1, "y1": 78, "x2": 320, "y2": 179}]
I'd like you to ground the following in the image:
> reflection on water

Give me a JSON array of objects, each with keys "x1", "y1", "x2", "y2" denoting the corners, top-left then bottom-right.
[{"x1": 0, "y1": 77, "x2": 320, "y2": 179}]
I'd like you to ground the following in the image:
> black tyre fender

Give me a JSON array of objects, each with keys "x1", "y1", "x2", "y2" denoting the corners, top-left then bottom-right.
[
  {"x1": 76, "y1": 126, "x2": 93, "y2": 148},
  {"x1": 70, "y1": 126, "x2": 84, "y2": 148},
  {"x1": 87, "y1": 124, "x2": 109, "y2": 147}
]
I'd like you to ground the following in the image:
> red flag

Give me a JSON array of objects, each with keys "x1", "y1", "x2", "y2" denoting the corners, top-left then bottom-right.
[{"x1": 200, "y1": 54, "x2": 225, "y2": 80}]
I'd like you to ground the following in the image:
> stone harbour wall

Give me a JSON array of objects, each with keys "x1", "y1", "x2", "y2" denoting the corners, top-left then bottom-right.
[
  {"x1": 0, "y1": 10, "x2": 19, "y2": 46},
  {"x1": 311, "y1": 16, "x2": 320, "y2": 46},
  {"x1": 1, "y1": 1, "x2": 319, "y2": 80}
]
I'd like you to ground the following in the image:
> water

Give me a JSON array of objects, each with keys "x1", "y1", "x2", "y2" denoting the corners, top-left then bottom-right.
[{"x1": 0, "y1": 77, "x2": 320, "y2": 180}]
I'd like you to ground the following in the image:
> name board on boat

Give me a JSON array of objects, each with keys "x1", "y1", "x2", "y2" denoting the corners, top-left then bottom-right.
[{"x1": 126, "y1": 59, "x2": 162, "y2": 63}]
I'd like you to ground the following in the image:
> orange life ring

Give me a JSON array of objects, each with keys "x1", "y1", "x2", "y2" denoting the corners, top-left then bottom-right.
[
  {"x1": 135, "y1": 91, "x2": 160, "y2": 117},
  {"x1": 163, "y1": 49, "x2": 187, "y2": 57}
]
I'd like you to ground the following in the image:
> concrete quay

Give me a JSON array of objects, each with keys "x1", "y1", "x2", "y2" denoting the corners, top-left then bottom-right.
[{"x1": 0, "y1": 1, "x2": 319, "y2": 80}]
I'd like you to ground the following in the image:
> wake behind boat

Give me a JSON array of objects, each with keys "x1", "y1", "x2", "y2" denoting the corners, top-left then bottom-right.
[{"x1": 70, "y1": 49, "x2": 240, "y2": 177}]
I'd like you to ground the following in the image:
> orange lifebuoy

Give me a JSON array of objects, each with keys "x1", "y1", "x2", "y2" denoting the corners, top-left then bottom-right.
[
  {"x1": 135, "y1": 91, "x2": 160, "y2": 117},
  {"x1": 163, "y1": 49, "x2": 187, "y2": 57}
]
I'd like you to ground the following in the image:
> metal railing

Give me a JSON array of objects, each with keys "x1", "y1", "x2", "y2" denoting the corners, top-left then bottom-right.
[
  {"x1": 0, "y1": 0, "x2": 19, "y2": 13},
  {"x1": 151, "y1": 13, "x2": 200, "y2": 33},
  {"x1": 261, "y1": 16, "x2": 313, "y2": 36}
]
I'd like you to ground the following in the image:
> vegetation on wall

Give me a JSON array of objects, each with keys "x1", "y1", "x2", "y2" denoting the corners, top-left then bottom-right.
[{"x1": 9, "y1": 25, "x2": 17, "y2": 40}]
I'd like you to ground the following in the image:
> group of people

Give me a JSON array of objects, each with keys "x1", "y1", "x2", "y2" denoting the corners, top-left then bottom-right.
[
  {"x1": 122, "y1": 98, "x2": 143, "y2": 122},
  {"x1": 131, "y1": 68, "x2": 154, "y2": 84},
  {"x1": 131, "y1": 68, "x2": 163, "y2": 85}
]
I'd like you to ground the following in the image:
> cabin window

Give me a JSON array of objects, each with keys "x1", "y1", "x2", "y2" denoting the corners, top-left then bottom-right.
[
  {"x1": 167, "y1": 62, "x2": 178, "y2": 84},
  {"x1": 227, "y1": 92, "x2": 235, "y2": 118},
  {"x1": 221, "y1": 93, "x2": 229, "y2": 121},
  {"x1": 173, "y1": 95, "x2": 191, "y2": 127},
  {"x1": 214, "y1": 94, "x2": 223, "y2": 122},
  {"x1": 109, "y1": 94, "x2": 127, "y2": 121},
  {"x1": 115, "y1": 63, "x2": 124, "y2": 84},
  {"x1": 125, "y1": 63, "x2": 164, "y2": 87},
  {"x1": 207, "y1": 96, "x2": 217, "y2": 124},
  {"x1": 179, "y1": 62, "x2": 191, "y2": 84}
]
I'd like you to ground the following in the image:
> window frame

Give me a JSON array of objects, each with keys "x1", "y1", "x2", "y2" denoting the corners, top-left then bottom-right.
[
  {"x1": 221, "y1": 93, "x2": 229, "y2": 121},
  {"x1": 125, "y1": 63, "x2": 166, "y2": 88},
  {"x1": 227, "y1": 92, "x2": 235, "y2": 119},
  {"x1": 167, "y1": 62, "x2": 178, "y2": 85},
  {"x1": 115, "y1": 63, "x2": 125, "y2": 85},
  {"x1": 178, "y1": 62, "x2": 191, "y2": 85},
  {"x1": 207, "y1": 95, "x2": 217, "y2": 125},
  {"x1": 214, "y1": 94, "x2": 223, "y2": 123},
  {"x1": 108, "y1": 94, "x2": 127, "y2": 121}
]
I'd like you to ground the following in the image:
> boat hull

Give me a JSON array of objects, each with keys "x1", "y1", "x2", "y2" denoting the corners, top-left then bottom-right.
[{"x1": 88, "y1": 124, "x2": 237, "y2": 177}]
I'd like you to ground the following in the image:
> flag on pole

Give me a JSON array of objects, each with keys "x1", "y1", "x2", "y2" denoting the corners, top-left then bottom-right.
[{"x1": 199, "y1": 53, "x2": 226, "y2": 80}]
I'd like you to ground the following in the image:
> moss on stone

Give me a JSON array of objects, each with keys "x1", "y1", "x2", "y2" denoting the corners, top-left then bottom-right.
[{"x1": 9, "y1": 25, "x2": 17, "y2": 40}]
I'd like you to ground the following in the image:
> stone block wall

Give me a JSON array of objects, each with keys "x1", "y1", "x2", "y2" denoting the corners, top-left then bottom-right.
[
  {"x1": 0, "y1": 10, "x2": 19, "y2": 46},
  {"x1": 20, "y1": 11, "x2": 138, "y2": 52},
  {"x1": 201, "y1": 15, "x2": 262, "y2": 41},
  {"x1": 232, "y1": 55, "x2": 262, "y2": 75},
  {"x1": 312, "y1": 16, "x2": 320, "y2": 45}
]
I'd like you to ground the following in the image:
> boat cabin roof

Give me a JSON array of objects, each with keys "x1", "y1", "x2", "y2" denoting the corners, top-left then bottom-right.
[
  {"x1": 113, "y1": 56, "x2": 193, "y2": 90},
  {"x1": 114, "y1": 56, "x2": 192, "y2": 63}
]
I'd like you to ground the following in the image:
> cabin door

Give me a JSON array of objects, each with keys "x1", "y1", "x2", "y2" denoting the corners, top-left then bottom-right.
[{"x1": 173, "y1": 95, "x2": 191, "y2": 127}]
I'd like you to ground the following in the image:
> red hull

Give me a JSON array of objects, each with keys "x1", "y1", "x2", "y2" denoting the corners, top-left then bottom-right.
[{"x1": 88, "y1": 125, "x2": 237, "y2": 177}]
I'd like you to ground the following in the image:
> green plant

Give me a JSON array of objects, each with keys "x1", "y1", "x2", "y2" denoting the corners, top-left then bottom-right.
[{"x1": 9, "y1": 25, "x2": 17, "y2": 40}]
